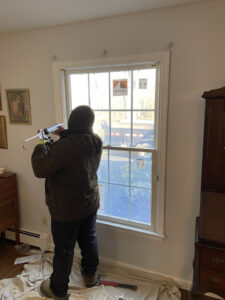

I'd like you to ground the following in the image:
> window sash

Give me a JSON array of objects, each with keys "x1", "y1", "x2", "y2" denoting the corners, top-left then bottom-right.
[
  {"x1": 66, "y1": 66, "x2": 158, "y2": 231},
  {"x1": 97, "y1": 146, "x2": 157, "y2": 231},
  {"x1": 67, "y1": 66, "x2": 159, "y2": 151}
]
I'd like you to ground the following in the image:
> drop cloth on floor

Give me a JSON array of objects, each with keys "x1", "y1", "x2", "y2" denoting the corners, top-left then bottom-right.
[{"x1": 0, "y1": 253, "x2": 181, "y2": 300}]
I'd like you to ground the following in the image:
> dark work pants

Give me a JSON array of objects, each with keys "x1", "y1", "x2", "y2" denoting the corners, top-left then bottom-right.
[{"x1": 50, "y1": 212, "x2": 99, "y2": 297}]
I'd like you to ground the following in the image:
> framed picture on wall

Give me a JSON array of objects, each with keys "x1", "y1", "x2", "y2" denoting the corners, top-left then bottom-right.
[
  {"x1": 0, "y1": 116, "x2": 8, "y2": 149},
  {"x1": 0, "y1": 90, "x2": 2, "y2": 110},
  {"x1": 6, "y1": 89, "x2": 31, "y2": 124}
]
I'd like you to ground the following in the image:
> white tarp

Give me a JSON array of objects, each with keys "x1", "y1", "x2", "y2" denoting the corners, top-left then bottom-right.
[{"x1": 0, "y1": 253, "x2": 181, "y2": 300}]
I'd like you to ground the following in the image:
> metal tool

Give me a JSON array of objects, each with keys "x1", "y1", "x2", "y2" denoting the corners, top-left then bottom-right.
[
  {"x1": 23, "y1": 123, "x2": 64, "y2": 149},
  {"x1": 97, "y1": 275, "x2": 137, "y2": 291}
]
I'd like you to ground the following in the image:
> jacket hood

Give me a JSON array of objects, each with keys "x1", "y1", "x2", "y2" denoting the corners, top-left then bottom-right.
[{"x1": 68, "y1": 105, "x2": 95, "y2": 131}]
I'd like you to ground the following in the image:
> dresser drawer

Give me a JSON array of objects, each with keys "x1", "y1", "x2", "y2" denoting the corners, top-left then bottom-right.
[
  {"x1": 0, "y1": 175, "x2": 17, "y2": 203},
  {"x1": 198, "y1": 245, "x2": 225, "y2": 272},
  {"x1": 0, "y1": 190, "x2": 17, "y2": 204},
  {"x1": 200, "y1": 268, "x2": 225, "y2": 293},
  {"x1": 0, "y1": 201, "x2": 15, "y2": 225}
]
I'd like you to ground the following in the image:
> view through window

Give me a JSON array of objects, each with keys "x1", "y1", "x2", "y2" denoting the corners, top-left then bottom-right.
[{"x1": 67, "y1": 65, "x2": 158, "y2": 230}]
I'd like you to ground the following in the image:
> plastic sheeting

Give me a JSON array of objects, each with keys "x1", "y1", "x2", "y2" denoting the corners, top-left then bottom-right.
[{"x1": 0, "y1": 253, "x2": 181, "y2": 300}]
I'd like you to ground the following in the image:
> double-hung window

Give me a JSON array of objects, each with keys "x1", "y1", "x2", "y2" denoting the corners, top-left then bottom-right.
[{"x1": 55, "y1": 53, "x2": 169, "y2": 238}]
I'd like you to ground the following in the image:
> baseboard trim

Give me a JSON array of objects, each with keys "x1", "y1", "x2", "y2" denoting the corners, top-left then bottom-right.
[
  {"x1": 98, "y1": 255, "x2": 192, "y2": 291},
  {"x1": 71, "y1": 245, "x2": 192, "y2": 291}
]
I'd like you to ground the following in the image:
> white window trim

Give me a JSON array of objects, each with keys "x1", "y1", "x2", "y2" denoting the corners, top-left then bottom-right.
[{"x1": 52, "y1": 52, "x2": 170, "y2": 240}]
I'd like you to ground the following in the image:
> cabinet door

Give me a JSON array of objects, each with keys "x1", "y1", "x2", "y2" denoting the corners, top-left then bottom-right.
[
  {"x1": 199, "y1": 192, "x2": 225, "y2": 244},
  {"x1": 202, "y1": 99, "x2": 225, "y2": 193}
]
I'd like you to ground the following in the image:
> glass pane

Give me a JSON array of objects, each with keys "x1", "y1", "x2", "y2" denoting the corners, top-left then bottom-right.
[
  {"x1": 131, "y1": 152, "x2": 152, "y2": 188},
  {"x1": 133, "y1": 68, "x2": 156, "y2": 109},
  {"x1": 98, "y1": 182, "x2": 110, "y2": 216},
  {"x1": 97, "y1": 149, "x2": 108, "y2": 183},
  {"x1": 109, "y1": 150, "x2": 129, "y2": 185},
  {"x1": 70, "y1": 74, "x2": 89, "y2": 108},
  {"x1": 110, "y1": 184, "x2": 129, "y2": 219},
  {"x1": 111, "y1": 111, "x2": 131, "y2": 147},
  {"x1": 90, "y1": 72, "x2": 109, "y2": 109},
  {"x1": 93, "y1": 111, "x2": 109, "y2": 145},
  {"x1": 110, "y1": 71, "x2": 131, "y2": 109},
  {"x1": 133, "y1": 111, "x2": 155, "y2": 148},
  {"x1": 131, "y1": 187, "x2": 151, "y2": 224}
]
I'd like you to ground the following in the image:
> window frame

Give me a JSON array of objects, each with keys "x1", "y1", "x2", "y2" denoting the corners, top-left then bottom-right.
[
  {"x1": 67, "y1": 65, "x2": 157, "y2": 232},
  {"x1": 53, "y1": 52, "x2": 170, "y2": 240}
]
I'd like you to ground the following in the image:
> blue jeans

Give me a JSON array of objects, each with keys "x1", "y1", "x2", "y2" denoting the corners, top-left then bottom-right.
[{"x1": 50, "y1": 212, "x2": 99, "y2": 297}]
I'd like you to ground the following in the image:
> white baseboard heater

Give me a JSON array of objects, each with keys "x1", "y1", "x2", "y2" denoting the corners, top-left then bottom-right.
[{"x1": 5, "y1": 228, "x2": 50, "y2": 251}]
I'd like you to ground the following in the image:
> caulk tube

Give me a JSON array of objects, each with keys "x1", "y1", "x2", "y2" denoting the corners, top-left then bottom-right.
[{"x1": 43, "y1": 123, "x2": 63, "y2": 134}]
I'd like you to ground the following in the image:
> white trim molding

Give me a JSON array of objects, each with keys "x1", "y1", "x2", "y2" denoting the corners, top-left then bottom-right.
[{"x1": 52, "y1": 51, "x2": 170, "y2": 238}]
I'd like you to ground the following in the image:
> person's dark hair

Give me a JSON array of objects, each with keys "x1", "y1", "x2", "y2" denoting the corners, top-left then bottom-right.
[{"x1": 68, "y1": 105, "x2": 95, "y2": 131}]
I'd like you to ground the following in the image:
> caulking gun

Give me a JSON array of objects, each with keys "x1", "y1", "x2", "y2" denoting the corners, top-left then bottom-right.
[{"x1": 23, "y1": 123, "x2": 64, "y2": 149}]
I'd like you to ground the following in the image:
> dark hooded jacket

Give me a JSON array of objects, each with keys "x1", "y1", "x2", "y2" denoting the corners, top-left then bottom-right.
[{"x1": 31, "y1": 131, "x2": 102, "y2": 222}]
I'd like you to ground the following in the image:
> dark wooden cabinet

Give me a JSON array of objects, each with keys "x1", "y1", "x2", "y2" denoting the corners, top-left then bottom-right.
[
  {"x1": 191, "y1": 87, "x2": 225, "y2": 299},
  {"x1": 0, "y1": 172, "x2": 20, "y2": 244},
  {"x1": 199, "y1": 192, "x2": 225, "y2": 244}
]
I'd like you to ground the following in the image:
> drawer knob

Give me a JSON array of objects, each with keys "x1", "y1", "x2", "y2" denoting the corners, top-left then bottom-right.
[
  {"x1": 209, "y1": 277, "x2": 222, "y2": 284},
  {"x1": 212, "y1": 257, "x2": 225, "y2": 264}
]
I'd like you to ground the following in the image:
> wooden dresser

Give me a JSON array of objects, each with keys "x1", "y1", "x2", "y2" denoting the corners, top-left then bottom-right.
[
  {"x1": 0, "y1": 172, "x2": 20, "y2": 243},
  {"x1": 191, "y1": 87, "x2": 225, "y2": 299}
]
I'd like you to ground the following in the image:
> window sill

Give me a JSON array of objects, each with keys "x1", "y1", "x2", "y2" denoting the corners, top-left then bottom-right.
[{"x1": 96, "y1": 218, "x2": 165, "y2": 241}]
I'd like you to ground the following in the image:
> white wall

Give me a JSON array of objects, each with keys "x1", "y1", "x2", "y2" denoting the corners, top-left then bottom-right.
[{"x1": 0, "y1": 0, "x2": 224, "y2": 286}]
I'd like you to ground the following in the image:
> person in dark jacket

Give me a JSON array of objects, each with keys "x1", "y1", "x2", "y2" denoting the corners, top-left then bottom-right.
[{"x1": 31, "y1": 105, "x2": 102, "y2": 300}]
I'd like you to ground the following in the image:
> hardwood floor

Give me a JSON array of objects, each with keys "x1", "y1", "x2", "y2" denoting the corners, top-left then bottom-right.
[
  {"x1": 0, "y1": 237, "x2": 213, "y2": 300},
  {"x1": 0, "y1": 237, "x2": 24, "y2": 280}
]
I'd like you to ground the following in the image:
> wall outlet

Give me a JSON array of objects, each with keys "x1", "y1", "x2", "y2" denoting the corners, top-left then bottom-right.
[
  {"x1": 40, "y1": 233, "x2": 50, "y2": 251},
  {"x1": 42, "y1": 216, "x2": 48, "y2": 226}
]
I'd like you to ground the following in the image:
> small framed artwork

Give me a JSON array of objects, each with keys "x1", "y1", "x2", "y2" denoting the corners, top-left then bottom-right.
[
  {"x1": 6, "y1": 89, "x2": 31, "y2": 124},
  {"x1": 0, "y1": 116, "x2": 8, "y2": 149},
  {"x1": 0, "y1": 90, "x2": 2, "y2": 110}
]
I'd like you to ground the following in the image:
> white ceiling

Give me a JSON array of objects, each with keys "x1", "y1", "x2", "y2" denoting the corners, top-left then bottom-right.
[{"x1": 0, "y1": 0, "x2": 209, "y2": 34}]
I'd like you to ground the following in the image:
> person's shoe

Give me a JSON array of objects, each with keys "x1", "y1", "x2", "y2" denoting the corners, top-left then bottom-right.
[
  {"x1": 40, "y1": 279, "x2": 69, "y2": 300},
  {"x1": 81, "y1": 272, "x2": 99, "y2": 288}
]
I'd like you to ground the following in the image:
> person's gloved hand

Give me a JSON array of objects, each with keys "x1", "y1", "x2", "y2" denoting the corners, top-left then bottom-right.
[
  {"x1": 38, "y1": 139, "x2": 53, "y2": 150},
  {"x1": 38, "y1": 139, "x2": 49, "y2": 145},
  {"x1": 53, "y1": 125, "x2": 65, "y2": 136}
]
